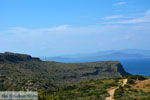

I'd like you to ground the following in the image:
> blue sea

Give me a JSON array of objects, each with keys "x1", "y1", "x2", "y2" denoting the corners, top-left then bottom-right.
[{"x1": 120, "y1": 59, "x2": 150, "y2": 76}]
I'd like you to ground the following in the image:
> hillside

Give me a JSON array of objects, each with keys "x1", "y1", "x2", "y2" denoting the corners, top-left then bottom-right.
[
  {"x1": 39, "y1": 76, "x2": 150, "y2": 100},
  {"x1": 0, "y1": 52, "x2": 130, "y2": 91}
]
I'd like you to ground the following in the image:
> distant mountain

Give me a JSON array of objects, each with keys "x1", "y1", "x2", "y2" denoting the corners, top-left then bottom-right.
[
  {"x1": 0, "y1": 52, "x2": 130, "y2": 91},
  {"x1": 44, "y1": 49, "x2": 150, "y2": 63}
]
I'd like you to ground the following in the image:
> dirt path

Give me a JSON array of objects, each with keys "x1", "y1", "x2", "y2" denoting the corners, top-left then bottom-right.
[
  {"x1": 105, "y1": 79, "x2": 128, "y2": 100},
  {"x1": 105, "y1": 87, "x2": 118, "y2": 100},
  {"x1": 121, "y1": 79, "x2": 128, "y2": 87}
]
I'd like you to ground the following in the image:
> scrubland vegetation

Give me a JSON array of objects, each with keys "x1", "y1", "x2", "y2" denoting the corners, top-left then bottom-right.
[{"x1": 0, "y1": 53, "x2": 150, "y2": 100}]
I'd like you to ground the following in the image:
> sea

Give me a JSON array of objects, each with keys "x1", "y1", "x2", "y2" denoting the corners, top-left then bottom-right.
[{"x1": 120, "y1": 59, "x2": 150, "y2": 76}]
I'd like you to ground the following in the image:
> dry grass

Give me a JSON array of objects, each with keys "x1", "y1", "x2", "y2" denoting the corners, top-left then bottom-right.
[{"x1": 131, "y1": 79, "x2": 150, "y2": 92}]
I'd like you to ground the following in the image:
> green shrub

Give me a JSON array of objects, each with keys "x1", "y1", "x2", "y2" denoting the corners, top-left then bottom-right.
[
  {"x1": 63, "y1": 85, "x2": 76, "y2": 91},
  {"x1": 124, "y1": 84, "x2": 131, "y2": 88},
  {"x1": 128, "y1": 75, "x2": 146, "y2": 81},
  {"x1": 114, "y1": 86, "x2": 124, "y2": 99},
  {"x1": 127, "y1": 78, "x2": 135, "y2": 84}
]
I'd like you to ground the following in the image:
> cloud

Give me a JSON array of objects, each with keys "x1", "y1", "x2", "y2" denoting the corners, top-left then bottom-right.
[
  {"x1": 102, "y1": 15, "x2": 123, "y2": 20},
  {"x1": 0, "y1": 23, "x2": 150, "y2": 56},
  {"x1": 46, "y1": 24, "x2": 69, "y2": 31},
  {"x1": 34, "y1": 24, "x2": 70, "y2": 32},
  {"x1": 0, "y1": 25, "x2": 70, "y2": 35},
  {"x1": 104, "y1": 10, "x2": 150, "y2": 24},
  {"x1": 113, "y1": 2, "x2": 127, "y2": 6}
]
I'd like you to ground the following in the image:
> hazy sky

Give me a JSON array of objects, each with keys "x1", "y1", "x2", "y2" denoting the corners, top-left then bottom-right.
[{"x1": 0, "y1": 0, "x2": 150, "y2": 56}]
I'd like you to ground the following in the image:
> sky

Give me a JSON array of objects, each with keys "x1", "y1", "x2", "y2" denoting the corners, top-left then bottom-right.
[{"x1": 0, "y1": 0, "x2": 150, "y2": 57}]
